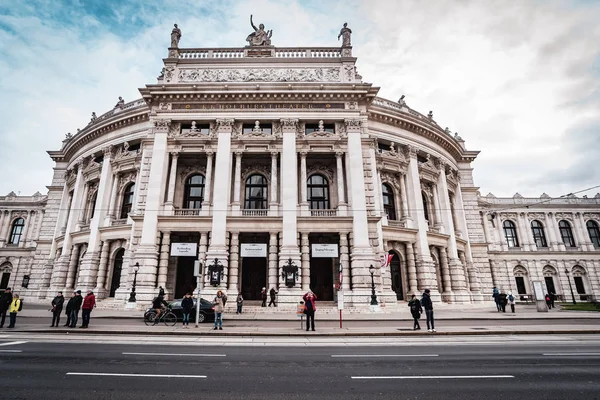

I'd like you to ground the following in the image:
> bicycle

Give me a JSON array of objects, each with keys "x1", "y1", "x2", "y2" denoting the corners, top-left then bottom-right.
[{"x1": 144, "y1": 307, "x2": 177, "y2": 327}]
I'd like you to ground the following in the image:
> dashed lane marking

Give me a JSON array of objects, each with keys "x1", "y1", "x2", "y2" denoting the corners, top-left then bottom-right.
[
  {"x1": 351, "y1": 375, "x2": 515, "y2": 379},
  {"x1": 332, "y1": 354, "x2": 438, "y2": 358},
  {"x1": 67, "y1": 372, "x2": 207, "y2": 378},
  {"x1": 543, "y1": 353, "x2": 600, "y2": 356},
  {"x1": 0, "y1": 350, "x2": 22, "y2": 353},
  {"x1": 0, "y1": 341, "x2": 28, "y2": 347},
  {"x1": 122, "y1": 352, "x2": 226, "y2": 357}
]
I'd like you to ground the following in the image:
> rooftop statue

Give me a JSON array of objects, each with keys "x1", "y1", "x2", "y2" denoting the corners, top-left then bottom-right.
[
  {"x1": 115, "y1": 96, "x2": 125, "y2": 109},
  {"x1": 171, "y1": 24, "x2": 182, "y2": 48},
  {"x1": 246, "y1": 15, "x2": 272, "y2": 46},
  {"x1": 338, "y1": 22, "x2": 352, "y2": 47}
]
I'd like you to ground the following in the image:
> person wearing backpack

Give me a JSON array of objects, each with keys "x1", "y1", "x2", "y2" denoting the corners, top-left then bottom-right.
[
  {"x1": 507, "y1": 291, "x2": 516, "y2": 313},
  {"x1": 7, "y1": 293, "x2": 22, "y2": 328},
  {"x1": 408, "y1": 294, "x2": 423, "y2": 330}
]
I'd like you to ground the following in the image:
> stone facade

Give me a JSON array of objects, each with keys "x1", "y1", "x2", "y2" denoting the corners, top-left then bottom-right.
[{"x1": 7, "y1": 39, "x2": 600, "y2": 308}]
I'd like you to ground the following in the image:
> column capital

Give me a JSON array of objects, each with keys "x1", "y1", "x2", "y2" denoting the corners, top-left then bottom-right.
[
  {"x1": 270, "y1": 151, "x2": 279, "y2": 158},
  {"x1": 280, "y1": 118, "x2": 299, "y2": 131},
  {"x1": 152, "y1": 118, "x2": 172, "y2": 133},
  {"x1": 235, "y1": 150, "x2": 243, "y2": 158},
  {"x1": 170, "y1": 151, "x2": 179, "y2": 158},
  {"x1": 344, "y1": 118, "x2": 362, "y2": 132},
  {"x1": 102, "y1": 145, "x2": 114, "y2": 157},
  {"x1": 215, "y1": 118, "x2": 235, "y2": 131},
  {"x1": 299, "y1": 151, "x2": 308, "y2": 158},
  {"x1": 403, "y1": 145, "x2": 418, "y2": 159},
  {"x1": 335, "y1": 151, "x2": 345, "y2": 158}
]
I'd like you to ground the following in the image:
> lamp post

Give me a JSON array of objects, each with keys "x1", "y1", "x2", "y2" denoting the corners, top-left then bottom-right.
[
  {"x1": 564, "y1": 268, "x2": 576, "y2": 305},
  {"x1": 128, "y1": 262, "x2": 139, "y2": 303},
  {"x1": 369, "y1": 264, "x2": 378, "y2": 306}
]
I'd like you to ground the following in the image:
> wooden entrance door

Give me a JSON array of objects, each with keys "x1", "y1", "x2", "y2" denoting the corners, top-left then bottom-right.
[{"x1": 241, "y1": 257, "x2": 267, "y2": 300}]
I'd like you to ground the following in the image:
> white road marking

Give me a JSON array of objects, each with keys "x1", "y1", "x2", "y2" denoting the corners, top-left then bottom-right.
[
  {"x1": 67, "y1": 372, "x2": 207, "y2": 378},
  {"x1": 122, "y1": 352, "x2": 226, "y2": 357},
  {"x1": 543, "y1": 353, "x2": 600, "y2": 356},
  {"x1": 0, "y1": 350, "x2": 22, "y2": 353},
  {"x1": 332, "y1": 354, "x2": 438, "y2": 358},
  {"x1": 0, "y1": 341, "x2": 27, "y2": 347},
  {"x1": 351, "y1": 375, "x2": 514, "y2": 379}
]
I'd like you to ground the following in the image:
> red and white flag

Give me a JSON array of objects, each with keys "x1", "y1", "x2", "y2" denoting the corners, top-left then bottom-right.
[{"x1": 380, "y1": 253, "x2": 393, "y2": 274}]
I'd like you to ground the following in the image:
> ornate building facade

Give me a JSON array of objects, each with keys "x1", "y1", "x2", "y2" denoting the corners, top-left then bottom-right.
[{"x1": 4, "y1": 26, "x2": 599, "y2": 307}]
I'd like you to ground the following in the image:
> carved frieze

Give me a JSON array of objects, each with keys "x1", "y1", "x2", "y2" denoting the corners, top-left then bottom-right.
[
  {"x1": 344, "y1": 118, "x2": 361, "y2": 132},
  {"x1": 152, "y1": 118, "x2": 172, "y2": 133},
  {"x1": 418, "y1": 154, "x2": 440, "y2": 181},
  {"x1": 379, "y1": 171, "x2": 401, "y2": 192},
  {"x1": 307, "y1": 164, "x2": 334, "y2": 183},
  {"x1": 118, "y1": 171, "x2": 137, "y2": 192},
  {"x1": 179, "y1": 164, "x2": 206, "y2": 180},
  {"x1": 526, "y1": 212, "x2": 546, "y2": 222},
  {"x1": 280, "y1": 118, "x2": 298, "y2": 132},
  {"x1": 215, "y1": 118, "x2": 235, "y2": 131},
  {"x1": 554, "y1": 212, "x2": 573, "y2": 222},
  {"x1": 501, "y1": 212, "x2": 518, "y2": 222},
  {"x1": 403, "y1": 145, "x2": 418, "y2": 160},
  {"x1": 584, "y1": 213, "x2": 600, "y2": 223},
  {"x1": 242, "y1": 164, "x2": 271, "y2": 181},
  {"x1": 164, "y1": 66, "x2": 175, "y2": 83},
  {"x1": 177, "y1": 67, "x2": 341, "y2": 83}
]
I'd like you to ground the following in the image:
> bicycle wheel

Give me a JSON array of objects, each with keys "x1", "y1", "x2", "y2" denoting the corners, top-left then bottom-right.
[
  {"x1": 163, "y1": 312, "x2": 177, "y2": 327},
  {"x1": 144, "y1": 311, "x2": 157, "y2": 326}
]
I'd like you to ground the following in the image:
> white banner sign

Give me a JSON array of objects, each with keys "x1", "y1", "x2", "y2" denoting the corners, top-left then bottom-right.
[
  {"x1": 533, "y1": 281, "x2": 545, "y2": 301},
  {"x1": 240, "y1": 243, "x2": 267, "y2": 257},
  {"x1": 170, "y1": 242, "x2": 198, "y2": 257},
  {"x1": 311, "y1": 244, "x2": 339, "y2": 258}
]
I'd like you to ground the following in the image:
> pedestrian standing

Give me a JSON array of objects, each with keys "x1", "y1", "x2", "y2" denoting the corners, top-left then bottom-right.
[
  {"x1": 303, "y1": 290, "x2": 317, "y2": 332},
  {"x1": 492, "y1": 287, "x2": 500, "y2": 312},
  {"x1": 80, "y1": 290, "x2": 96, "y2": 328},
  {"x1": 69, "y1": 290, "x2": 83, "y2": 328},
  {"x1": 261, "y1": 287, "x2": 267, "y2": 307},
  {"x1": 64, "y1": 291, "x2": 76, "y2": 327},
  {"x1": 508, "y1": 291, "x2": 516, "y2": 313},
  {"x1": 236, "y1": 292, "x2": 244, "y2": 314},
  {"x1": 408, "y1": 294, "x2": 423, "y2": 330},
  {"x1": 50, "y1": 291, "x2": 64, "y2": 327},
  {"x1": 181, "y1": 292, "x2": 193, "y2": 328},
  {"x1": 213, "y1": 290, "x2": 227, "y2": 330},
  {"x1": 549, "y1": 292, "x2": 556, "y2": 309},
  {"x1": 499, "y1": 291, "x2": 508, "y2": 313},
  {"x1": 421, "y1": 288, "x2": 435, "y2": 333},
  {"x1": 545, "y1": 293, "x2": 552, "y2": 309},
  {"x1": 268, "y1": 287, "x2": 278, "y2": 307},
  {"x1": 7, "y1": 294, "x2": 21, "y2": 328},
  {"x1": 0, "y1": 287, "x2": 12, "y2": 328}
]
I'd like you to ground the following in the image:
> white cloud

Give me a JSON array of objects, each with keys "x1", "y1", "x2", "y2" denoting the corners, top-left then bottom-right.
[{"x1": 0, "y1": 0, "x2": 598, "y2": 198}]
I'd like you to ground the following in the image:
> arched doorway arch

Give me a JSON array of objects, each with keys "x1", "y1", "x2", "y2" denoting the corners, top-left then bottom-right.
[
  {"x1": 388, "y1": 250, "x2": 404, "y2": 300},
  {"x1": 0, "y1": 262, "x2": 12, "y2": 289},
  {"x1": 109, "y1": 248, "x2": 125, "y2": 297}
]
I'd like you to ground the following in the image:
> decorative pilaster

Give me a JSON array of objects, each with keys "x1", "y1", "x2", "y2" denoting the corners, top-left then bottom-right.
[
  {"x1": 269, "y1": 232, "x2": 279, "y2": 289},
  {"x1": 228, "y1": 232, "x2": 240, "y2": 291},
  {"x1": 203, "y1": 151, "x2": 214, "y2": 208},
  {"x1": 77, "y1": 182, "x2": 90, "y2": 225},
  {"x1": 432, "y1": 184, "x2": 443, "y2": 231},
  {"x1": 574, "y1": 212, "x2": 592, "y2": 251},
  {"x1": 232, "y1": 151, "x2": 243, "y2": 211},
  {"x1": 165, "y1": 152, "x2": 179, "y2": 210},
  {"x1": 301, "y1": 232, "x2": 310, "y2": 291},
  {"x1": 20, "y1": 211, "x2": 34, "y2": 248},
  {"x1": 406, "y1": 242, "x2": 418, "y2": 294},
  {"x1": 544, "y1": 212, "x2": 560, "y2": 251},
  {"x1": 340, "y1": 232, "x2": 351, "y2": 291},
  {"x1": 280, "y1": 118, "x2": 300, "y2": 258},
  {"x1": 157, "y1": 232, "x2": 170, "y2": 289},
  {"x1": 299, "y1": 151, "x2": 308, "y2": 214},
  {"x1": 106, "y1": 172, "x2": 119, "y2": 222},
  {"x1": 65, "y1": 244, "x2": 80, "y2": 290},
  {"x1": 399, "y1": 174, "x2": 411, "y2": 224},
  {"x1": 335, "y1": 151, "x2": 347, "y2": 215},
  {"x1": 517, "y1": 212, "x2": 532, "y2": 251},
  {"x1": 270, "y1": 151, "x2": 278, "y2": 213}
]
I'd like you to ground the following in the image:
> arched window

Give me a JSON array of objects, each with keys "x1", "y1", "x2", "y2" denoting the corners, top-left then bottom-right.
[
  {"x1": 183, "y1": 174, "x2": 205, "y2": 209},
  {"x1": 530, "y1": 220, "x2": 547, "y2": 248},
  {"x1": 382, "y1": 184, "x2": 396, "y2": 220},
  {"x1": 307, "y1": 174, "x2": 330, "y2": 209},
  {"x1": 120, "y1": 183, "x2": 135, "y2": 219},
  {"x1": 503, "y1": 220, "x2": 519, "y2": 248},
  {"x1": 8, "y1": 218, "x2": 25, "y2": 245},
  {"x1": 421, "y1": 192, "x2": 430, "y2": 223},
  {"x1": 587, "y1": 220, "x2": 600, "y2": 248},
  {"x1": 245, "y1": 174, "x2": 268, "y2": 210},
  {"x1": 559, "y1": 220, "x2": 576, "y2": 247}
]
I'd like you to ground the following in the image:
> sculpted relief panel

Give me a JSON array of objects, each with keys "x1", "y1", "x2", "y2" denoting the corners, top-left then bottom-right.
[{"x1": 178, "y1": 68, "x2": 341, "y2": 83}]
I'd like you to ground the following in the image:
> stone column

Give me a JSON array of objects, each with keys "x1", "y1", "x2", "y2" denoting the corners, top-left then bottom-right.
[
  {"x1": 232, "y1": 151, "x2": 242, "y2": 212},
  {"x1": 335, "y1": 151, "x2": 347, "y2": 215},
  {"x1": 406, "y1": 242, "x2": 418, "y2": 294},
  {"x1": 0, "y1": 210, "x2": 6, "y2": 247},
  {"x1": 549, "y1": 213, "x2": 567, "y2": 251},
  {"x1": 206, "y1": 118, "x2": 234, "y2": 291},
  {"x1": 439, "y1": 247, "x2": 453, "y2": 298},
  {"x1": 574, "y1": 213, "x2": 591, "y2": 251},
  {"x1": 340, "y1": 232, "x2": 351, "y2": 291},
  {"x1": 517, "y1": 212, "x2": 532, "y2": 251},
  {"x1": 202, "y1": 151, "x2": 214, "y2": 209},
  {"x1": 157, "y1": 232, "x2": 170, "y2": 289},
  {"x1": 399, "y1": 174, "x2": 411, "y2": 224},
  {"x1": 544, "y1": 212, "x2": 559, "y2": 251},
  {"x1": 496, "y1": 215, "x2": 508, "y2": 251},
  {"x1": 299, "y1": 151, "x2": 308, "y2": 214},
  {"x1": 268, "y1": 232, "x2": 279, "y2": 289},
  {"x1": 136, "y1": 118, "x2": 172, "y2": 302},
  {"x1": 301, "y1": 232, "x2": 310, "y2": 291},
  {"x1": 94, "y1": 240, "x2": 110, "y2": 298},
  {"x1": 432, "y1": 184, "x2": 444, "y2": 231},
  {"x1": 270, "y1": 152, "x2": 278, "y2": 212},
  {"x1": 228, "y1": 232, "x2": 239, "y2": 292},
  {"x1": 279, "y1": 119, "x2": 301, "y2": 262},
  {"x1": 65, "y1": 244, "x2": 80, "y2": 290},
  {"x1": 403, "y1": 145, "x2": 437, "y2": 298},
  {"x1": 77, "y1": 182, "x2": 90, "y2": 225},
  {"x1": 106, "y1": 172, "x2": 119, "y2": 222},
  {"x1": 165, "y1": 152, "x2": 179, "y2": 210}
]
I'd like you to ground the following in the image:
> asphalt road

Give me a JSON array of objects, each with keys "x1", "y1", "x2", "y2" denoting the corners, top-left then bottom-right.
[{"x1": 0, "y1": 337, "x2": 599, "y2": 399}]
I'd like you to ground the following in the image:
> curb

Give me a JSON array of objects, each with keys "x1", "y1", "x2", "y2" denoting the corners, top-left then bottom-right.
[{"x1": 10, "y1": 329, "x2": 600, "y2": 337}]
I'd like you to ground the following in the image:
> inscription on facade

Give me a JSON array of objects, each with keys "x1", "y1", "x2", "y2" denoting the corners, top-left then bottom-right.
[{"x1": 178, "y1": 68, "x2": 341, "y2": 83}]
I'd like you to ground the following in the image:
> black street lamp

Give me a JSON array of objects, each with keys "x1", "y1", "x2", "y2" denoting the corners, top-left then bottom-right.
[
  {"x1": 564, "y1": 268, "x2": 577, "y2": 305},
  {"x1": 281, "y1": 258, "x2": 299, "y2": 287},
  {"x1": 128, "y1": 262, "x2": 140, "y2": 303},
  {"x1": 369, "y1": 264, "x2": 378, "y2": 306}
]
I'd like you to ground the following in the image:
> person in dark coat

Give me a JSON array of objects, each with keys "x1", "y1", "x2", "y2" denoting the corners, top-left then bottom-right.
[
  {"x1": 181, "y1": 293, "x2": 193, "y2": 328},
  {"x1": 0, "y1": 287, "x2": 12, "y2": 328},
  {"x1": 261, "y1": 287, "x2": 267, "y2": 307},
  {"x1": 69, "y1": 290, "x2": 83, "y2": 328},
  {"x1": 50, "y1": 291, "x2": 64, "y2": 327},
  {"x1": 80, "y1": 290, "x2": 96, "y2": 328},
  {"x1": 268, "y1": 287, "x2": 278, "y2": 307},
  {"x1": 498, "y1": 291, "x2": 508, "y2": 313},
  {"x1": 408, "y1": 294, "x2": 423, "y2": 330},
  {"x1": 421, "y1": 288, "x2": 435, "y2": 332},
  {"x1": 64, "y1": 292, "x2": 76, "y2": 327}
]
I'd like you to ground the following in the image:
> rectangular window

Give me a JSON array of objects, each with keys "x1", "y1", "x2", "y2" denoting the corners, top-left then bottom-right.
[
  {"x1": 574, "y1": 276, "x2": 585, "y2": 294},
  {"x1": 544, "y1": 276, "x2": 556, "y2": 294},
  {"x1": 305, "y1": 123, "x2": 335, "y2": 134},
  {"x1": 515, "y1": 277, "x2": 527, "y2": 294}
]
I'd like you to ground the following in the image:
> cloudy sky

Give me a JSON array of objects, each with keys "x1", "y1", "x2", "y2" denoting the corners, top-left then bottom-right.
[{"x1": 0, "y1": 0, "x2": 599, "y2": 198}]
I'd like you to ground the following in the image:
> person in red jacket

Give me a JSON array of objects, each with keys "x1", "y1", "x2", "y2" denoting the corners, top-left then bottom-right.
[
  {"x1": 302, "y1": 290, "x2": 317, "y2": 332},
  {"x1": 80, "y1": 290, "x2": 96, "y2": 328}
]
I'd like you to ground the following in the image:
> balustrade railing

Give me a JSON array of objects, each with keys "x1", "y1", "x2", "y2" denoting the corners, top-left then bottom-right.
[
  {"x1": 242, "y1": 209, "x2": 268, "y2": 217},
  {"x1": 177, "y1": 47, "x2": 343, "y2": 60},
  {"x1": 174, "y1": 208, "x2": 202, "y2": 216},
  {"x1": 310, "y1": 209, "x2": 337, "y2": 217}
]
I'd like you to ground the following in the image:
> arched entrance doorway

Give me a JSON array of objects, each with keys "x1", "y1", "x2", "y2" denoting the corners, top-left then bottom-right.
[
  {"x1": 241, "y1": 257, "x2": 267, "y2": 300},
  {"x1": 389, "y1": 251, "x2": 404, "y2": 300},
  {"x1": 109, "y1": 249, "x2": 124, "y2": 297}
]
